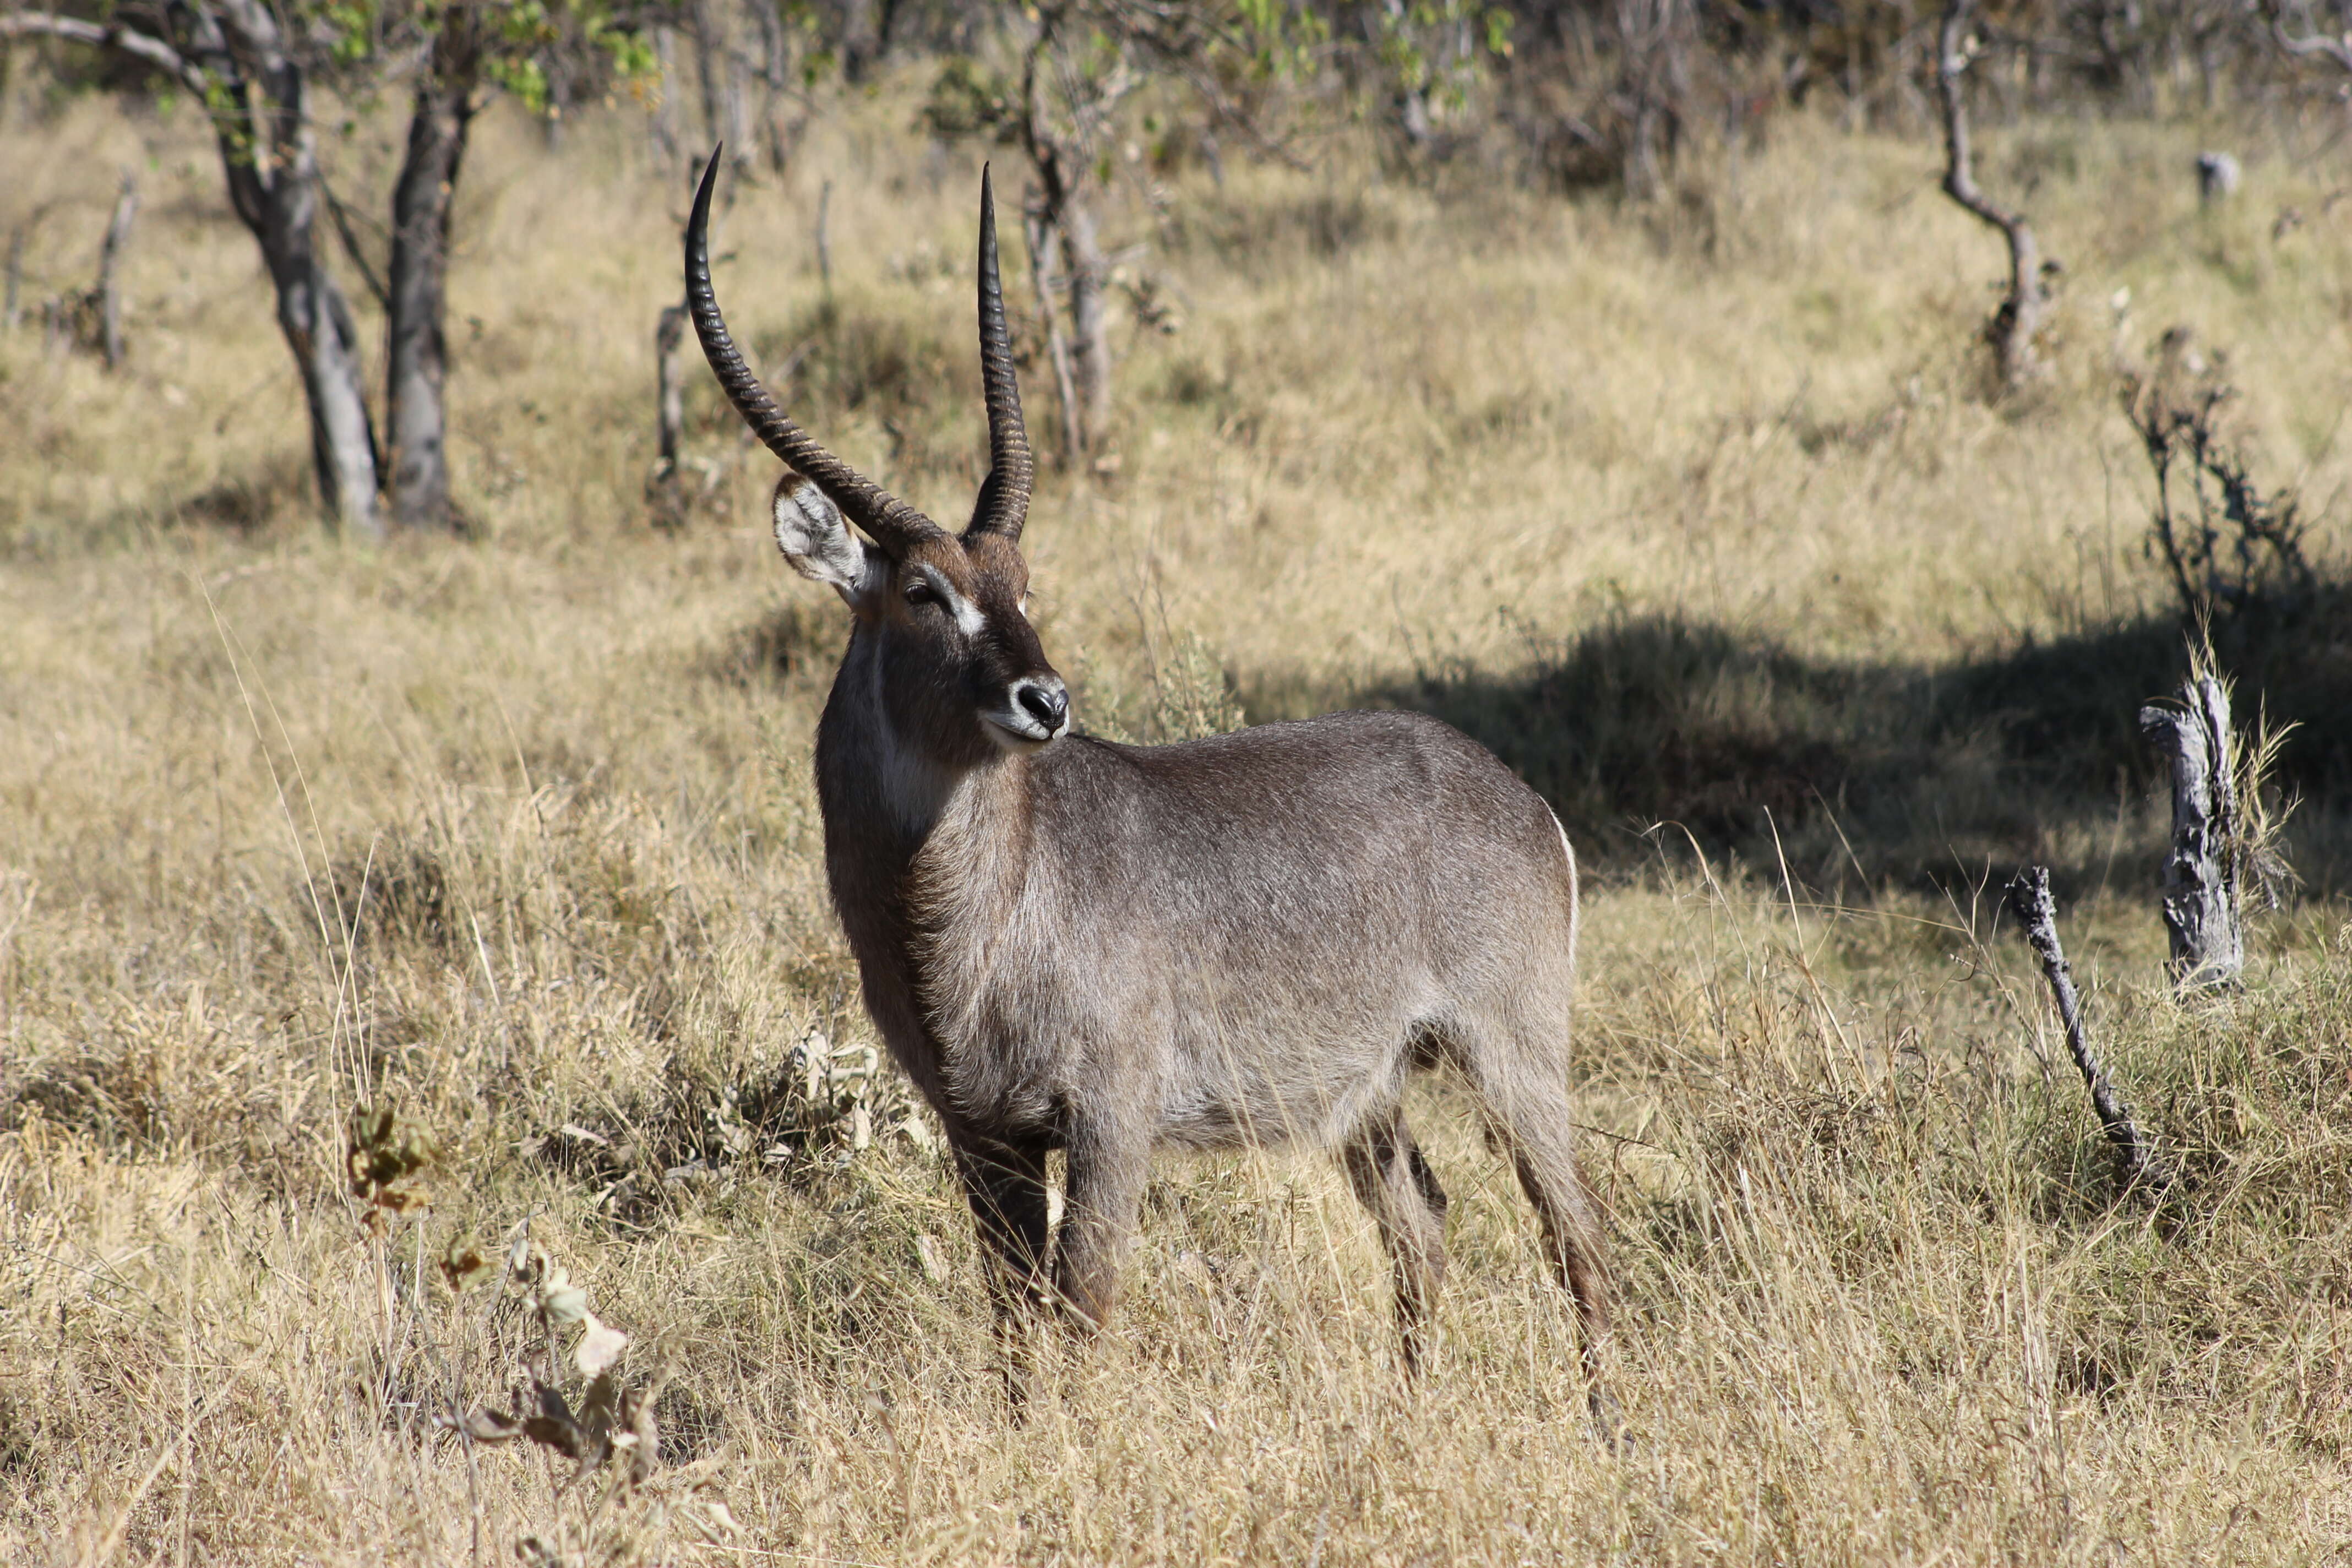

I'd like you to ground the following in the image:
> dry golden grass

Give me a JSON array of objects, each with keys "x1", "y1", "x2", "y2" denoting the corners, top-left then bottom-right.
[{"x1": 3, "y1": 67, "x2": 2351, "y2": 1566}]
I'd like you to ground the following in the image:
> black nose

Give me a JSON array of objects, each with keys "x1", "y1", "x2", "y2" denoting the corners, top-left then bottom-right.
[{"x1": 1017, "y1": 680, "x2": 1068, "y2": 734}]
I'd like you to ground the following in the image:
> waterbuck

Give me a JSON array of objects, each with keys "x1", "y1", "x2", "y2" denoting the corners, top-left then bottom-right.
[{"x1": 685, "y1": 151, "x2": 1610, "y2": 1398}]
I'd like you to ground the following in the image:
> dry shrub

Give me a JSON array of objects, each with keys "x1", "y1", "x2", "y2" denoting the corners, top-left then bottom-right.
[
  {"x1": 701, "y1": 600, "x2": 837, "y2": 688},
  {"x1": 1163, "y1": 183, "x2": 1406, "y2": 263},
  {"x1": 1078, "y1": 627, "x2": 1246, "y2": 745},
  {"x1": 745, "y1": 292, "x2": 984, "y2": 486},
  {"x1": 2, "y1": 988, "x2": 322, "y2": 1195}
]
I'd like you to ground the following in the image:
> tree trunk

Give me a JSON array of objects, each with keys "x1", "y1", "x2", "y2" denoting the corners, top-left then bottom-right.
[
  {"x1": 3, "y1": 225, "x2": 23, "y2": 331},
  {"x1": 1614, "y1": 0, "x2": 1691, "y2": 200},
  {"x1": 386, "y1": 6, "x2": 483, "y2": 532},
  {"x1": 1380, "y1": 0, "x2": 1434, "y2": 150},
  {"x1": 1057, "y1": 191, "x2": 1113, "y2": 451},
  {"x1": 1019, "y1": 20, "x2": 1118, "y2": 456},
  {"x1": 268, "y1": 242, "x2": 382, "y2": 536},
  {"x1": 96, "y1": 171, "x2": 136, "y2": 371},
  {"x1": 691, "y1": 1, "x2": 723, "y2": 146},
  {"x1": 650, "y1": 301, "x2": 690, "y2": 530},
  {"x1": 656, "y1": 304, "x2": 688, "y2": 473},
  {"x1": 651, "y1": 26, "x2": 684, "y2": 176},
  {"x1": 1936, "y1": 0, "x2": 2046, "y2": 395},
  {"x1": 539, "y1": 49, "x2": 571, "y2": 151},
  {"x1": 840, "y1": 0, "x2": 884, "y2": 83},
  {"x1": 2139, "y1": 673, "x2": 2246, "y2": 991},
  {"x1": 815, "y1": 179, "x2": 834, "y2": 298},
  {"x1": 747, "y1": 0, "x2": 803, "y2": 174},
  {"x1": 204, "y1": 2, "x2": 383, "y2": 536},
  {"x1": 725, "y1": 13, "x2": 755, "y2": 172},
  {"x1": 689, "y1": 0, "x2": 752, "y2": 173}
]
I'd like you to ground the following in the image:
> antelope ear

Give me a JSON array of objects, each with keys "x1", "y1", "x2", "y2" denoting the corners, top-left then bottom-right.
[{"x1": 774, "y1": 475, "x2": 883, "y2": 606}]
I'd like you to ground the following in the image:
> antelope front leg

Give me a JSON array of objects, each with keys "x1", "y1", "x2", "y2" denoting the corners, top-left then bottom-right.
[
  {"x1": 1050, "y1": 1121, "x2": 1150, "y2": 1335},
  {"x1": 950, "y1": 1133, "x2": 1052, "y2": 1402}
]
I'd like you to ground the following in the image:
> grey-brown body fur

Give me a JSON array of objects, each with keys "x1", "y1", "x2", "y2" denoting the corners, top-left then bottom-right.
[
  {"x1": 833, "y1": 700, "x2": 1576, "y2": 1154},
  {"x1": 684, "y1": 151, "x2": 1609, "y2": 1390}
]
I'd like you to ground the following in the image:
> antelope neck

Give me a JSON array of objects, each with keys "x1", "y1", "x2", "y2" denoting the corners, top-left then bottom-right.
[
  {"x1": 814, "y1": 645, "x2": 1038, "y2": 1119},
  {"x1": 816, "y1": 639, "x2": 1037, "y2": 917}
]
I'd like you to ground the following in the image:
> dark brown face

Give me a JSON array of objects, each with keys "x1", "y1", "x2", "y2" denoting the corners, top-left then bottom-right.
[{"x1": 872, "y1": 529, "x2": 1069, "y2": 756}]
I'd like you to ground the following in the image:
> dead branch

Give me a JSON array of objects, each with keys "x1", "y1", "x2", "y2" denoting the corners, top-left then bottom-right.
[
  {"x1": 2271, "y1": 0, "x2": 2352, "y2": 70},
  {"x1": 2005, "y1": 868, "x2": 2171, "y2": 1195},
  {"x1": 320, "y1": 173, "x2": 391, "y2": 315}
]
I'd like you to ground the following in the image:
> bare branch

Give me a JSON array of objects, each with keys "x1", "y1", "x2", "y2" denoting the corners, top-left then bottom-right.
[
  {"x1": 0, "y1": 11, "x2": 211, "y2": 95},
  {"x1": 2271, "y1": 0, "x2": 2352, "y2": 71},
  {"x1": 1022, "y1": 202, "x2": 1085, "y2": 465},
  {"x1": 2279, "y1": 29, "x2": 2352, "y2": 68}
]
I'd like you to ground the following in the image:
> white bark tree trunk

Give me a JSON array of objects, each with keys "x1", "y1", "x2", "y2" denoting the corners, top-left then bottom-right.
[{"x1": 203, "y1": 1, "x2": 383, "y2": 533}]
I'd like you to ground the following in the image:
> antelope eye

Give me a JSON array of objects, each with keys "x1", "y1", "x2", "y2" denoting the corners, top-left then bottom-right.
[{"x1": 903, "y1": 579, "x2": 937, "y2": 607}]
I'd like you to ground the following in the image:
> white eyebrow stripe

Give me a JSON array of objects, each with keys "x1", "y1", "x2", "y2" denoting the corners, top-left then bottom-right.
[{"x1": 922, "y1": 568, "x2": 986, "y2": 636}]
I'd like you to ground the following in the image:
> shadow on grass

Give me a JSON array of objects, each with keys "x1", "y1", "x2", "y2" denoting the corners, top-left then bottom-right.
[{"x1": 1276, "y1": 586, "x2": 2352, "y2": 898}]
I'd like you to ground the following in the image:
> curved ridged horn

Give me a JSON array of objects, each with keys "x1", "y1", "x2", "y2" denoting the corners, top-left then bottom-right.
[
  {"x1": 967, "y1": 163, "x2": 1033, "y2": 540},
  {"x1": 684, "y1": 146, "x2": 943, "y2": 554}
]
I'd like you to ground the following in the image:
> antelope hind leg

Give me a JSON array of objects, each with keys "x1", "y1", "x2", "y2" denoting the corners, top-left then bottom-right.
[
  {"x1": 1467, "y1": 1055, "x2": 1618, "y2": 1442},
  {"x1": 1342, "y1": 1104, "x2": 1451, "y2": 1379},
  {"x1": 1510, "y1": 1131, "x2": 1623, "y2": 1448}
]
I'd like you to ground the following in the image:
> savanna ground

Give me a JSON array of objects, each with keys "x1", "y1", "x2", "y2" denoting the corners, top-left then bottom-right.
[{"x1": 3, "y1": 64, "x2": 2352, "y2": 1566}]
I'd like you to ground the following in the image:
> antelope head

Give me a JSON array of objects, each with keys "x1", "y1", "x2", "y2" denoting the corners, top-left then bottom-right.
[{"x1": 685, "y1": 152, "x2": 1070, "y2": 763}]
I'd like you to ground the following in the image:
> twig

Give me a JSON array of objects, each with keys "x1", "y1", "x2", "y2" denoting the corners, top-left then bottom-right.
[
  {"x1": 96, "y1": 171, "x2": 137, "y2": 371},
  {"x1": 319, "y1": 172, "x2": 391, "y2": 315},
  {"x1": 2004, "y1": 868, "x2": 2171, "y2": 1194},
  {"x1": 0, "y1": 13, "x2": 212, "y2": 96},
  {"x1": 814, "y1": 179, "x2": 832, "y2": 301}
]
